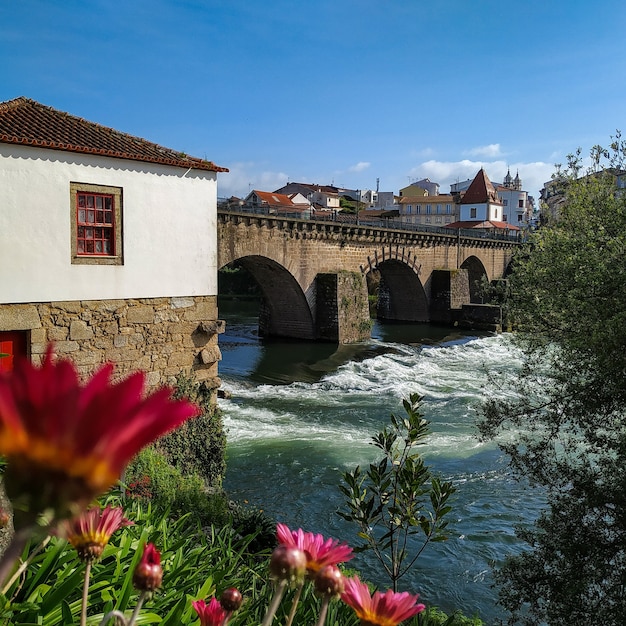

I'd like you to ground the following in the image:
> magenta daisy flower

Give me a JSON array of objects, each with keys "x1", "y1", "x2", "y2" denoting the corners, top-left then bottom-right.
[
  {"x1": 0, "y1": 346, "x2": 199, "y2": 520},
  {"x1": 276, "y1": 522, "x2": 353, "y2": 575},
  {"x1": 192, "y1": 597, "x2": 228, "y2": 626},
  {"x1": 341, "y1": 576, "x2": 425, "y2": 626},
  {"x1": 57, "y1": 504, "x2": 131, "y2": 562}
]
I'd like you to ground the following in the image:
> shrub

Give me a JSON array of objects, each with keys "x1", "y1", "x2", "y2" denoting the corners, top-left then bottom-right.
[
  {"x1": 155, "y1": 373, "x2": 226, "y2": 488},
  {"x1": 124, "y1": 446, "x2": 229, "y2": 526}
]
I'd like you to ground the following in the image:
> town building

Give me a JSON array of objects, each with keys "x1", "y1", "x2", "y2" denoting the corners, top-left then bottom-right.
[
  {"x1": 452, "y1": 169, "x2": 533, "y2": 226},
  {"x1": 242, "y1": 189, "x2": 312, "y2": 217},
  {"x1": 399, "y1": 178, "x2": 440, "y2": 197},
  {"x1": 397, "y1": 194, "x2": 458, "y2": 226},
  {"x1": 446, "y1": 168, "x2": 519, "y2": 233},
  {"x1": 0, "y1": 97, "x2": 227, "y2": 390}
]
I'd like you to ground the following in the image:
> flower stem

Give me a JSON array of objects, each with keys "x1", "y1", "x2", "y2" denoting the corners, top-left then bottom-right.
[
  {"x1": 98, "y1": 609, "x2": 128, "y2": 625},
  {"x1": 285, "y1": 580, "x2": 304, "y2": 626},
  {"x1": 81, "y1": 561, "x2": 92, "y2": 626},
  {"x1": 260, "y1": 579, "x2": 287, "y2": 626},
  {"x1": 315, "y1": 596, "x2": 331, "y2": 626},
  {"x1": 1, "y1": 535, "x2": 50, "y2": 596},
  {"x1": 127, "y1": 591, "x2": 147, "y2": 626},
  {"x1": 0, "y1": 527, "x2": 31, "y2": 590}
]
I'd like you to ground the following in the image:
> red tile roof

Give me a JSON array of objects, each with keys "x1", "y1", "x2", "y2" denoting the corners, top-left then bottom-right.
[
  {"x1": 445, "y1": 220, "x2": 520, "y2": 231},
  {"x1": 249, "y1": 190, "x2": 296, "y2": 207},
  {"x1": 460, "y1": 169, "x2": 501, "y2": 205},
  {"x1": 0, "y1": 97, "x2": 227, "y2": 172}
]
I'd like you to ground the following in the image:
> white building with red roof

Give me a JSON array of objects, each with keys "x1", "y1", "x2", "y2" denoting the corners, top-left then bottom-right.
[
  {"x1": 445, "y1": 169, "x2": 519, "y2": 233},
  {"x1": 0, "y1": 97, "x2": 227, "y2": 388}
]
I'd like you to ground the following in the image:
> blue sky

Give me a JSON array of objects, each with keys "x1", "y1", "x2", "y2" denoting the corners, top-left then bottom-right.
[{"x1": 2, "y1": 0, "x2": 625, "y2": 204}]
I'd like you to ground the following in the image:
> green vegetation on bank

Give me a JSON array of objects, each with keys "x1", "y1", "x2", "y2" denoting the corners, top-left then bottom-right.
[{"x1": 478, "y1": 133, "x2": 626, "y2": 625}]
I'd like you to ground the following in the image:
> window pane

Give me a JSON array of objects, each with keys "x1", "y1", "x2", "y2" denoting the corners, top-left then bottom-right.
[
  {"x1": 105, "y1": 197, "x2": 112, "y2": 210},
  {"x1": 78, "y1": 226, "x2": 85, "y2": 237},
  {"x1": 87, "y1": 210, "x2": 95, "y2": 223},
  {"x1": 85, "y1": 228, "x2": 93, "y2": 239},
  {"x1": 103, "y1": 239, "x2": 111, "y2": 254},
  {"x1": 95, "y1": 241, "x2": 102, "y2": 253},
  {"x1": 86, "y1": 241, "x2": 94, "y2": 253},
  {"x1": 96, "y1": 196, "x2": 103, "y2": 209},
  {"x1": 78, "y1": 209, "x2": 86, "y2": 222},
  {"x1": 78, "y1": 195, "x2": 86, "y2": 208},
  {"x1": 96, "y1": 210, "x2": 104, "y2": 223},
  {"x1": 86, "y1": 196, "x2": 95, "y2": 208},
  {"x1": 105, "y1": 211, "x2": 113, "y2": 224},
  {"x1": 77, "y1": 240, "x2": 85, "y2": 253}
]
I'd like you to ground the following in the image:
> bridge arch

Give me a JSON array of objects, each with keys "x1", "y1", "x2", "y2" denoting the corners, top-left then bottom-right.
[
  {"x1": 221, "y1": 256, "x2": 315, "y2": 340},
  {"x1": 460, "y1": 255, "x2": 488, "y2": 303},
  {"x1": 366, "y1": 259, "x2": 429, "y2": 322}
]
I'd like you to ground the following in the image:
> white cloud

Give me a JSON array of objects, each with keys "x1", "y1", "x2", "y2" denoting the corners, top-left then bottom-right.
[
  {"x1": 465, "y1": 144, "x2": 503, "y2": 158},
  {"x1": 217, "y1": 161, "x2": 289, "y2": 198},
  {"x1": 408, "y1": 158, "x2": 557, "y2": 201},
  {"x1": 348, "y1": 161, "x2": 371, "y2": 173}
]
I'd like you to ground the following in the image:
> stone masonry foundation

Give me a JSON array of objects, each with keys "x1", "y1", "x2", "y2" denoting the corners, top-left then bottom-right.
[{"x1": 0, "y1": 296, "x2": 223, "y2": 393}]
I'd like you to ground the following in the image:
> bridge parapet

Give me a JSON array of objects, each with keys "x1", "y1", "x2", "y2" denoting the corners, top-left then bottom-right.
[{"x1": 217, "y1": 209, "x2": 521, "y2": 247}]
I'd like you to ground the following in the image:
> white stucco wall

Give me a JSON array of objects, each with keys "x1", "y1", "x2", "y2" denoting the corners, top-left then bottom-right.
[{"x1": 0, "y1": 144, "x2": 219, "y2": 303}]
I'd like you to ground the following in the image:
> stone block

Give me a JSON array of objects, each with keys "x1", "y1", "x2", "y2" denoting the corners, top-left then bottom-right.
[
  {"x1": 171, "y1": 296, "x2": 195, "y2": 309},
  {"x1": 145, "y1": 371, "x2": 161, "y2": 387},
  {"x1": 200, "y1": 345, "x2": 222, "y2": 364},
  {"x1": 126, "y1": 306, "x2": 155, "y2": 324},
  {"x1": 55, "y1": 340, "x2": 79, "y2": 353},
  {"x1": 167, "y1": 351, "x2": 193, "y2": 368},
  {"x1": 0, "y1": 304, "x2": 41, "y2": 331},
  {"x1": 47, "y1": 327, "x2": 69, "y2": 341},
  {"x1": 113, "y1": 334, "x2": 128, "y2": 348},
  {"x1": 30, "y1": 328, "x2": 47, "y2": 343},
  {"x1": 51, "y1": 301, "x2": 82, "y2": 314},
  {"x1": 182, "y1": 299, "x2": 218, "y2": 322},
  {"x1": 70, "y1": 320, "x2": 94, "y2": 340}
]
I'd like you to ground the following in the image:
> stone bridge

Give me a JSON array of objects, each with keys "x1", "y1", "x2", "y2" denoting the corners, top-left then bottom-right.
[{"x1": 218, "y1": 211, "x2": 519, "y2": 343}]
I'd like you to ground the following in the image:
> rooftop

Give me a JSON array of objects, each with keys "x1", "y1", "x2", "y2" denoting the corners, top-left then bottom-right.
[{"x1": 0, "y1": 97, "x2": 227, "y2": 172}]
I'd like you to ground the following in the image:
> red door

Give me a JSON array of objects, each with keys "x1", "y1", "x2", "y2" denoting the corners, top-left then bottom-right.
[{"x1": 0, "y1": 331, "x2": 28, "y2": 372}]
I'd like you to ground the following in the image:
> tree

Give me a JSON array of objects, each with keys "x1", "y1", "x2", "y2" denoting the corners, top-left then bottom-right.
[
  {"x1": 338, "y1": 393, "x2": 455, "y2": 592},
  {"x1": 478, "y1": 133, "x2": 626, "y2": 625}
]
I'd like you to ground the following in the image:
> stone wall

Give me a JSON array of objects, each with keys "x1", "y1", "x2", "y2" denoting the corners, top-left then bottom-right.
[
  {"x1": 316, "y1": 271, "x2": 370, "y2": 343},
  {"x1": 0, "y1": 296, "x2": 223, "y2": 392}
]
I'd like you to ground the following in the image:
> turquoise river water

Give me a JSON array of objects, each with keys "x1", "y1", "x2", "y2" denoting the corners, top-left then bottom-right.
[{"x1": 217, "y1": 300, "x2": 544, "y2": 624}]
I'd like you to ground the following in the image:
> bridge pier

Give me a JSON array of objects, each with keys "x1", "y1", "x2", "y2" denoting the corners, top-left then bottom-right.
[
  {"x1": 315, "y1": 271, "x2": 371, "y2": 343},
  {"x1": 429, "y1": 269, "x2": 471, "y2": 324}
]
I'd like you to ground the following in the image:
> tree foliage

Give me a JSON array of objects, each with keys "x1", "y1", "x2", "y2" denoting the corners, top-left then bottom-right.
[
  {"x1": 338, "y1": 393, "x2": 455, "y2": 592},
  {"x1": 478, "y1": 133, "x2": 626, "y2": 625}
]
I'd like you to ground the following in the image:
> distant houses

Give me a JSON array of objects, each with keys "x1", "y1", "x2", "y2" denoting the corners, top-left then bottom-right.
[{"x1": 222, "y1": 170, "x2": 534, "y2": 233}]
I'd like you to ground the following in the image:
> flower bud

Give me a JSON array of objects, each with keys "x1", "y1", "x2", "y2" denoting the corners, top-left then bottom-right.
[
  {"x1": 220, "y1": 587, "x2": 243, "y2": 612},
  {"x1": 269, "y1": 545, "x2": 307, "y2": 584},
  {"x1": 314, "y1": 565, "x2": 345, "y2": 598},
  {"x1": 133, "y1": 543, "x2": 163, "y2": 592}
]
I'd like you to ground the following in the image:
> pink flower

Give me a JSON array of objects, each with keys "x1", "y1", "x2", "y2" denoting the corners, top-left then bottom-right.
[
  {"x1": 133, "y1": 543, "x2": 163, "y2": 592},
  {"x1": 0, "y1": 346, "x2": 200, "y2": 519},
  {"x1": 276, "y1": 522, "x2": 353, "y2": 575},
  {"x1": 57, "y1": 504, "x2": 132, "y2": 562},
  {"x1": 341, "y1": 576, "x2": 425, "y2": 626},
  {"x1": 192, "y1": 597, "x2": 228, "y2": 626}
]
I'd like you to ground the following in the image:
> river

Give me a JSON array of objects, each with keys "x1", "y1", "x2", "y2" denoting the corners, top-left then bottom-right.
[{"x1": 217, "y1": 299, "x2": 544, "y2": 624}]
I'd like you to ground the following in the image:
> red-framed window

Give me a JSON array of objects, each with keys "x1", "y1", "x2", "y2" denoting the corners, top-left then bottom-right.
[
  {"x1": 0, "y1": 331, "x2": 28, "y2": 373},
  {"x1": 76, "y1": 192, "x2": 115, "y2": 256}
]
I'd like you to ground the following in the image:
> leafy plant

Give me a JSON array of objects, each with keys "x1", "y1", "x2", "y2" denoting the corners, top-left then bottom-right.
[
  {"x1": 155, "y1": 373, "x2": 226, "y2": 488},
  {"x1": 338, "y1": 393, "x2": 456, "y2": 591}
]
